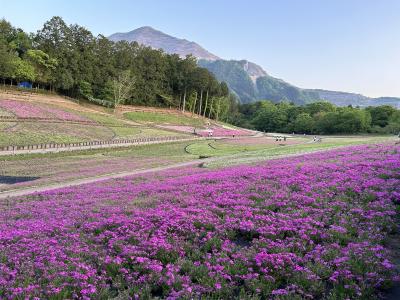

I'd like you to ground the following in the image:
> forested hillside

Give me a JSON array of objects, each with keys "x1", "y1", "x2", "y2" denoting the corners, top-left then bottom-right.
[
  {"x1": 0, "y1": 17, "x2": 236, "y2": 121},
  {"x1": 234, "y1": 100, "x2": 400, "y2": 135}
]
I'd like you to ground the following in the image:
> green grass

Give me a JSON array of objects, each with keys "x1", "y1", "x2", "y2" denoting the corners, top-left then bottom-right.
[
  {"x1": 75, "y1": 111, "x2": 144, "y2": 138},
  {"x1": 204, "y1": 136, "x2": 395, "y2": 168},
  {"x1": 124, "y1": 111, "x2": 206, "y2": 126},
  {"x1": 0, "y1": 140, "x2": 199, "y2": 162},
  {"x1": 185, "y1": 140, "x2": 277, "y2": 157},
  {"x1": 0, "y1": 108, "x2": 13, "y2": 117}
]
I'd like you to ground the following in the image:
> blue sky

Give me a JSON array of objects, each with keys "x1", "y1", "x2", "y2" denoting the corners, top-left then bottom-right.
[{"x1": 1, "y1": 0, "x2": 399, "y2": 97}]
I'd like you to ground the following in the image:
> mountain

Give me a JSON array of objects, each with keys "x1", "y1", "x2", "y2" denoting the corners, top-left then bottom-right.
[
  {"x1": 108, "y1": 26, "x2": 220, "y2": 61},
  {"x1": 304, "y1": 90, "x2": 400, "y2": 108},
  {"x1": 199, "y1": 59, "x2": 320, "y2": 105},
  {"x1": 109, "y1": 27, "x2": 400, "y2": 107}
]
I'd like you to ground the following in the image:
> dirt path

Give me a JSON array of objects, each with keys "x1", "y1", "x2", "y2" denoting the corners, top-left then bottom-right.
[{"x1": 0, "y1": 158, "x2": 215, "y2": 200}]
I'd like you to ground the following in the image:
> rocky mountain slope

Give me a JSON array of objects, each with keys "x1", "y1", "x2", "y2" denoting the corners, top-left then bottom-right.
[
  {"x1": 109, "y1": 27, "x2": 399, "y2": 107},
  {"x1": 109, "y1": 26, "x2": 219, "y2": 61}
]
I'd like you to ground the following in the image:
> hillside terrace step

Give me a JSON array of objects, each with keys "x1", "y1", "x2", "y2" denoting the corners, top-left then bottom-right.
[
  {"x1": 0, "y1": 116, "x2": 143, "y2": 128},
  {"x1": 0, "y1": 135, "x2": 201, "y2": 155}
]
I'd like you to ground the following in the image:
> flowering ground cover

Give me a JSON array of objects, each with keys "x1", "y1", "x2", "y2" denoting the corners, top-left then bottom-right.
[
  {"x1": 197, "y1": 126, "x2": 253, "y2": 137},
  {"x1": 157, "y1": 125, "x2": 199, "y2": 134},
  {"x1": 0, "y1": 99, "x2": 90, "y2": 122},
  {"x1": 224, "y1": 136, "x2": 304, "y2": 146},
  {"x1": 0, "y1": 143, "x2": 399, "y2": 299}
]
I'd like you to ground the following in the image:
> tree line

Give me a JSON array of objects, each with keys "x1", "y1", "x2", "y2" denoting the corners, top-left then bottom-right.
[
  {"x1": 0, "y1": 17, "x2": 236, "y2": 120},
  {"x1": 232, "y1": 101, "x2": 400, "y2": 135}
]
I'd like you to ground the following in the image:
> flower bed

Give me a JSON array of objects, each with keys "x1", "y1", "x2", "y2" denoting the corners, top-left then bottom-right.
[
  {"x1": 0, "y1": 144, "x2": 399, "y2": 299},
  {"x1": 223, "y1": 136, "x2": 303, "y2": 145},
  {"x1": 197, "y1": 126, "x2": 253, "y2": 137},
  {"x1": 158, "y1": 125, "x2": 197, "y2": 134},
  {"x1": 0, "y1": 99, "x2": 89, "y2": 122}
]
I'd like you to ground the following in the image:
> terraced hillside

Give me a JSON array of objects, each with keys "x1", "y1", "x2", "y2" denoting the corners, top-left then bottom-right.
[{"x1": 0, "y1": 89, "x2": 254, "y2": 148}]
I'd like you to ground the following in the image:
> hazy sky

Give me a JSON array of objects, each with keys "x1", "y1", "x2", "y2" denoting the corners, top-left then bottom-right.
[{"x1": 1, "y1": 0, "x2": 399, "y2": 97}]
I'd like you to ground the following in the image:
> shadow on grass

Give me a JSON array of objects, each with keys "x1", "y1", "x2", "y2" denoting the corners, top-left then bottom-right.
[{"x1": 0, "y1": 176, "x2": 40, "y2": 184}]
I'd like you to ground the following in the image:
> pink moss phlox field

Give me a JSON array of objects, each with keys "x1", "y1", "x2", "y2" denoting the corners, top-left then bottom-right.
[
  {"x1": 158, "y1": 125, "x2": 197, "y2": 134},
  {"x1": 158, "y1": 125, "x2": 253, "y2": 137},
  {"x1": 0, "y1": 100, "x2": 88, "y2": 122},
  {"x1": 197, "y1": 126, "x2": 252, "y2": 137},
  {"x1": 0, "y1": 144, "x2": 399, "y2": 299}
]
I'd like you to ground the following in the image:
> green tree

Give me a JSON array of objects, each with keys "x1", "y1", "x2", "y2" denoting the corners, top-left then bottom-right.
[
  {"x1": 0, "y1": 41, "x2": 15, "y2": 84},
  {"x1": 366, "y1": 105, "x2": 396, "y2": 127},
  {"x1": 26, "y1": 49, "x2": 57, "y2": 88},
  {"x1": 112, "y1": 70, "x2": 135, "y2": 106},
  {"x1": 12, "y1": 57, "x2": 35, "y2": 83},
  {"x1": 292, "y1": 113, "x2": 314, "y2": 133}
]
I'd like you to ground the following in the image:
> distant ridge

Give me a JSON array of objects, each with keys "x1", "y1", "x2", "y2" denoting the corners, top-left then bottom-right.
[
  {"x1": 109, "y1": 26, "x2": 400, "y2": 107},
  {"x1": 108, "y1": 26, "x2": 220, "y2": 61}
]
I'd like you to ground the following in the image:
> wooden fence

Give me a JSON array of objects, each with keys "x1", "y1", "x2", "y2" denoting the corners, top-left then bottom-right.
[{"x1": 0, "y1": 136, "x2": 197, "y2": 153}]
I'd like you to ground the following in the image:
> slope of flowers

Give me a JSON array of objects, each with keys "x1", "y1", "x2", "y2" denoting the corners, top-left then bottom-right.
[
  {"x1": 0, "y1": 99, "x2": 89, "y2": 122},
  {"x1": 157, "y1": 125, "x2": 197, "y2": 134},
  {"x1": 197, "y1": 126, "x2": 253, "y2": 137},
  {"x1": 0, "y1": 144, "x2": 399, "y2": 299}
]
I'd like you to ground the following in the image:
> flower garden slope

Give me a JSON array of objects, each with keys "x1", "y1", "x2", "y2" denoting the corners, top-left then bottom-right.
[
  {"x1": 0, "y1": 144, "x2": 399, "y2": 299},
  {"x1": 0, "y1": 99, "x2": 89, "y2": 121}
]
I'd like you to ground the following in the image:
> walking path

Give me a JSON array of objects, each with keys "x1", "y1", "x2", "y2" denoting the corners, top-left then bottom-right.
[{"x1": 0, "y1": 158, "x2": 215, "y2": 199}]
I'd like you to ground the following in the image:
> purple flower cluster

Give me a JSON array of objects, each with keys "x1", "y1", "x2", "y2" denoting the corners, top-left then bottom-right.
[
  {"x1": 0, "y1": 144, "x2": 399, "y2": 299},
  {"x1": 0, "y1": 100, "x2": 88, "y2": 121}
]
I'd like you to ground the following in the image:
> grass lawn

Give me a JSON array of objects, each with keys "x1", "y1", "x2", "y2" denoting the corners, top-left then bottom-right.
[
  {"x1": 204, "y1": 135, "x2": 396, "y2": 167},
  {"x1": 186, "y1": 137, "x2": 307, "y2": 157}
]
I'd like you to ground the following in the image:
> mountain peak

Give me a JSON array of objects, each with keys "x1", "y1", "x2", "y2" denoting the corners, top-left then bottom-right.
[{"x1": 109, "y1": 26, "x2": 220, "y2": 61}]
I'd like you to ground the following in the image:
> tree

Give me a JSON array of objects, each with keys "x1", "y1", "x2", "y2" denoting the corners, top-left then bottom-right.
[
  {"x1": 178, "y1": 55, "x2": 197, "y2": 113},
  {"x1": 26, "y1": 49, "x2": 57, "y2": 88},
  {"x1": 12, "y1": 57, "x2": 35, "y2": 83},
  {"x1": 0, "y1": 41, "x2": 15, "y2": 84},
  {"x1": 366, "y1": 105, "x2": 396, "y2": 127},
  {"x1": 251, "y1": 101, "x2": 290, "y2": 132},
  {"x1": 292, "y1": 113, "x2": 314, "y2": 133},
  {"x1": 112, "y1": 70, "x2": 135, "y2": 106},
  {"x1": 383, "y1": 110, "x2": 400, "y2": 134},
  {"x1": 305, "y1": 101, "x2": 336, "y2": 116}
]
